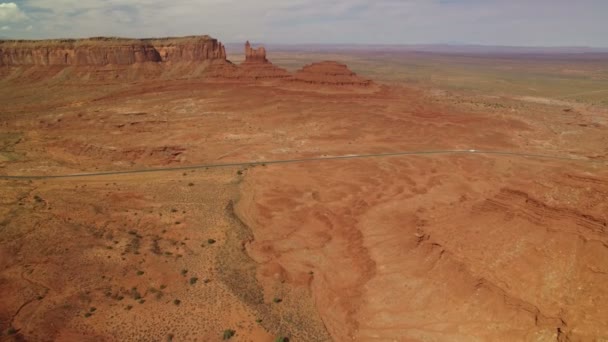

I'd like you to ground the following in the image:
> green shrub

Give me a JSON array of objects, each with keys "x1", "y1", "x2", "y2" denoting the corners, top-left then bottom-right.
[{"x1": 222, "y1": 329, "x2": 236, "y2": 340}]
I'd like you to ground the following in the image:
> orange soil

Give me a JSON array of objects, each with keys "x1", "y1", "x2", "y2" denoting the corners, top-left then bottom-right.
[{"x1": 1, "y1": 56, "x2": 607, "y2": 341}]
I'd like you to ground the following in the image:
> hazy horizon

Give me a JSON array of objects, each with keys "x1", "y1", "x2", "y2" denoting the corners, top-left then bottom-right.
[{"x1": 0, "y1": 1, "x2": 607, "y2": 48}]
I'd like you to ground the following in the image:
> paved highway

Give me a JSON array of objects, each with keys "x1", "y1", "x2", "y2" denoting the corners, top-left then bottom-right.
[{"x1": 0, "y1": 149, "x2": 604, "y2": 180}]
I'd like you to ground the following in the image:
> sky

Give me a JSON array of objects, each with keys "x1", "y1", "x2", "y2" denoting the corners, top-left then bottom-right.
[{"x1": 0, "y1": 0, "x2": 606, "y2": 47}]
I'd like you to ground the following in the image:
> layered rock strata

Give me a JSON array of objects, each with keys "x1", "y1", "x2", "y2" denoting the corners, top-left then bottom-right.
[
  {"x1": 292, "y1": 61, "x2": 372, "y2": 86},
  {"x1": 244, "y1": 41, "x2": 268, "y2": 63},
  {"x1": 0, "y1": 36, "x2": 226, "y2": 66}
]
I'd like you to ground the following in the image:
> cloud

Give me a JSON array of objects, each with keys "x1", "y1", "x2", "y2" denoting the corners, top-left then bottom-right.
[
  {"x1": 1, "y1": 25, "x2": 9, "y2": 30},
  {"x1": 8, "y1": 0, "x2": 608, "y2": 47},
  {"x1": 0, "y1": 2, "x2": 28, "y2": 22}
]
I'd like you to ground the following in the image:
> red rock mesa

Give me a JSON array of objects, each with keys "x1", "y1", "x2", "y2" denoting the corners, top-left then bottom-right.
[
  {"x1": 0, "y1": 36, "x2": 226, "y2": 66},
  {"x1": 292, "y1": 61, "x2": 372, "y2": 86}
]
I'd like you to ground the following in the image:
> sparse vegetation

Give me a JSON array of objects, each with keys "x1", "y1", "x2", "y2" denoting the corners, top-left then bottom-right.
[
  {"x1": 7, "y1": 327, "x2": 17, "y2": 335},
  {"x1": 131, "y1": 290, "x2": 142, "y2": 300},
  {"x1": 207, "y1": 239, "x2": 216, "y2": 244},
  {"x1": 181, "y1": 269, "x2": 188, "y2": 275},
  {"x1": 173, "y1": 299, "x2": 181, "y2": 305},
  {"x1": 136, "y1": 270, "x2": 144, "y2": 276},
  {"x1": 84, "y1": 312, "x2": 92, "y2": 318},
  {"x1": 273, "y1": 297, "x2": 282, "y2": 303},
  {"x1": 189, "y1": 277, "x2": 198, "y2": 285},
  {"x1": 222, "y1": 329, "x2": 236, "y2": 340},
  {"x1": 275, "y1": 337, "x2": 289, "y2": 342}
]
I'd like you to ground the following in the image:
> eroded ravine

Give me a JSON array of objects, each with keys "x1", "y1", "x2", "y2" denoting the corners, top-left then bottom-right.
[{"x1": 235, "y1": 155, "x2": 608, "y2": 341}]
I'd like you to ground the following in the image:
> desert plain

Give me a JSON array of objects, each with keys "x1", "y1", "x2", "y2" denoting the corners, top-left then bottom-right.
[{"x1": 1, "y1": 36, "x2": 608, "y2": 341}]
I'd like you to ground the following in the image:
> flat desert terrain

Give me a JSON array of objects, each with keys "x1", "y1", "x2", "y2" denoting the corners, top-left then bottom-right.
[{"x1": 1, "y1": 39, "x2": 608, "y2": 341}]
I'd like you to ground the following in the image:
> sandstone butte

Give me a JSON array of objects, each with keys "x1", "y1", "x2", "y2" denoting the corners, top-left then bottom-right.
[
  {"x1": 0, "y1": 35, "x2": 372, "y2": 87},
  {"x1": 244, "y1": 40, "x2": 268, "y2": 63}
]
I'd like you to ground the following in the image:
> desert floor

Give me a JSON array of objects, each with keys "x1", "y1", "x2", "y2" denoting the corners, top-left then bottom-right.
[{"x1": 1, "y1": 51, "x2": 608, "y2": 341}]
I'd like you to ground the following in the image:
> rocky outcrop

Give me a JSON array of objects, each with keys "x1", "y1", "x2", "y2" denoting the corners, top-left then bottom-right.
[
  {"x1": 244, "y1": 41, "x2": 267, "y2": 63},
  {"x1": 238, "y1": 62, "x2": 291, "y2": 80},
  {"x1": 292, "y1": 61, "x2": 372, "y2": 86},
  {"x1": 0, "y1": 37, "x2": 374, "y2": 87},
  {"x1": 0, "y1": 36, "x2": 226, "y2": 66},
  {"x1": 241, "y1": 41, "x2": 289, "y2": 79},
  {"x1": 207, "y1": 41, "x2": 289, "y2": 81}
]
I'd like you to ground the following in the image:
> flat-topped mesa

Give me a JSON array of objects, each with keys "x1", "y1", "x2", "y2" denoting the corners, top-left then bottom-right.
[
  {"x1": 292, "y1": 61, "x2": 373, "y2": 86},
  {"x1": 244, "y1": 41, "x2": 268, "y2": 63},
  {"x1": 0, "y1": 36, "x2": 227, "y2": 66}
]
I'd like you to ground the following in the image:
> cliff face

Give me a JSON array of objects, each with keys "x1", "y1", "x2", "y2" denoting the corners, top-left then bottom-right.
[
  {"x1": 241, "y1": 41, "x2": 289, "y2": 79},
  {"x1": 0, "y1": 36, "x2": 226, "y2": 66},
  {"x1": 244, "y1": 41, "x2": 267, "y2": 63}
]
